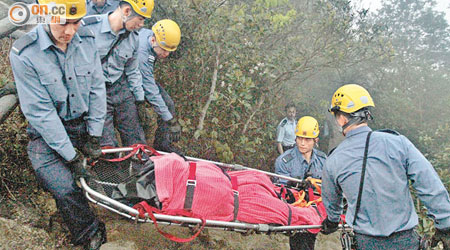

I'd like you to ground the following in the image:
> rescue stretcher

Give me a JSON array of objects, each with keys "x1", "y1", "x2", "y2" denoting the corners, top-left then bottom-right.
[{"x1": 79, "y1": 144, "x2": 352, "y2": 245}]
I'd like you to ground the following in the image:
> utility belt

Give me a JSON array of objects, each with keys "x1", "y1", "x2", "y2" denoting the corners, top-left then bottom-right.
[
  {"x1": 61, "y1": 113, "x2": 87, "y2": 126},
  {"x1": 27, "y1": 113, "x2": 87, "y2": 140},
  {"x1": 282, "y1": 144, "x2": 295, "y2": 152}
]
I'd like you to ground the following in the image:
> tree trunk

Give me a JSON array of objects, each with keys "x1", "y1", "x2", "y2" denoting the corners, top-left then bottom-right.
[
  {"x1": 0, "y1": 95, "x2": 18, "y2": 124},
  {"x1": 0, "y1": 17, "x2": 20, "y2": 40}
]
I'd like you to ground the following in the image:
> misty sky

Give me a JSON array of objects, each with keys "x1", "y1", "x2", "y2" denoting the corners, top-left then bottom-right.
[{"x1": 355, "y1": 0, "x2": 450, "y2": 23}]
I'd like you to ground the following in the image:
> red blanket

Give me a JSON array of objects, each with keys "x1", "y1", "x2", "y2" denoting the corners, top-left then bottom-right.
[{"x1": 152, "y1": 153, "x2": 325, "y2": 232}]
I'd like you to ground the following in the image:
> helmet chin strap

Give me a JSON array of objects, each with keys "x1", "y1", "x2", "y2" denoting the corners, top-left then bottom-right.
[
  {"x1": 43, "y1": 24, "x2": 57, "y2": 44},
  {"x1": 120, "y1": 6, "x2": 132, "y2": 31},
  {"x1": 339, "y1": 109, "x2": 373, "y2": 136}
]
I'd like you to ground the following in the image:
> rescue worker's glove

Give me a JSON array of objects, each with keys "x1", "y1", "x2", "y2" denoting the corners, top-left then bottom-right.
[
  {"x1": 167, "y1": 118, "x2": 181, "y2": 142},
  {"x1": 321, "y1": 217, "x2": 339, "y2": 235},
  {"x1": 0, "y1": 82, "x2": 17, "y2": 98},
  {"x1": 431, "y1": 227, "x2": 450, "y2": 250},
  {"x1": 82, "y1": 135, "x2": 102, "y2": 160},
  {"x1": 66, "y1": 149, "x2": 90, "y2": 181},
  {"x1": 135, "y1": 100, "x2": 150, "y2": 129}
]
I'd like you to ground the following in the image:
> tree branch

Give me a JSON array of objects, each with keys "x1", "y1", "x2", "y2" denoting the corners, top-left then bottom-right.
[
  {"x1": 196, "y1": 45, "x2": 221, "y2": 134},
  {"x1": 242, "y1": 94, "x2": 265, "y2": 134}
]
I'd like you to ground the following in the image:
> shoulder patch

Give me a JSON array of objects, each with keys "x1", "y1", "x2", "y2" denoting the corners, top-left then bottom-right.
[
  {"x1": 81, "y1": 15, "x2": 101, "y2": 26},
  {"x1": 11, "y1": 33, "x2": 37, "y2": 55},
  {"x1": 77, "y1": 26, "x2": 95, "y2": 37},
  {"x1": 280, "y1": 119, "x2": 287, "y2": 127},
  {"x1": 376, "y1": 129, "x2": 400, "y2": 136},
  {"x1": 148, "y1": 54, "x2": 155, "y2": 64},
  {"x1": 282, "y1": 153, "x2": 294, "y2": 164}
]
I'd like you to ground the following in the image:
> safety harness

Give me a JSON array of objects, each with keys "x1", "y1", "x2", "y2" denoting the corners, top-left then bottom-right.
[{"x1": 340, "y1": 131, "x2": 373, "y2": 250}]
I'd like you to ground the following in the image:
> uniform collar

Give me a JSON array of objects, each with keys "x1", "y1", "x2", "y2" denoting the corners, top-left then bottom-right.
[
  {"x1": 37, "y1": 24, "x2": 81, "y2": 52},
  {"x1": 345, "y1": 125, "x2": 372, "y2": 138},
  {"x1": 293, "y1": 146, "x2": 317, "y2": 164},
  {"x1": 100, "y1": 13, "x2": 113, "y2": 33},
  {"x1": 146, "y1": 30, "x2": 158, "y2": 62},
  {"x1": 284, "y1": 117, "x2": 296, "y2": 124},
  {"x1": 37, "y1": 25, "x2": 54, "y2": 51},
  {"x1": 100, "y1": 13, "x2": 127, "y2": 36},
  {"x1": 91, "y1": 1, "x2": 113, "y2": 12}
]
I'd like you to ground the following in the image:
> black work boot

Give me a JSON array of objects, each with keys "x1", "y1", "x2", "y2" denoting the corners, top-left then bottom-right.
[{"x1": 83, "y1": 222, "x2": 107, "y2": 250}]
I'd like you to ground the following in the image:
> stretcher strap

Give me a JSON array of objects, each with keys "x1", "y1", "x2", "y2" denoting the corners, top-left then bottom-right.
[
  {"x1": 133, "y1": 201, "x2": 206, "y2": 243},
  {"x1": 184, "y1": 162, "x2": 197, "y2": 210},
  {"x1": 287, "y1": 204, "x2": 292, "y2": 226},
  {"x1": 231, "y1": 176, "x2": 239, "y2": 221},
  {"x1": 100, "y1": 144, "x2": 161, "y2": 162}
]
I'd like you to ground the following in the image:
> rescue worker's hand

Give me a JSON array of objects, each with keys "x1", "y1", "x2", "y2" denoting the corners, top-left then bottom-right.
[
  {"x1": 167, "y1": 118, "x2": 181, "y2": 142},
  {"x1": 67, "y1": 149, "x2": 90, "y2": 181},
  {"x1": 431, "y1": 228, "x2": 450, "y2": 250},
  {"x1": 135, "y1": 100, "x2": 150, "y2": 129},
  {"x1": 0, "y1": 82, "x2": 17, "y2": 98},
  {"x1": 321, "y1": 217, "x2": 339, "y2": 235},
  {"x1": 82, "y1": 135, "x2": 102, "y2": 160}
]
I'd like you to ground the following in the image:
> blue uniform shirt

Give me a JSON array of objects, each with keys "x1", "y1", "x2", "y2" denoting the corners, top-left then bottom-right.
[
  {"x1": 137, "y1": 28, "x2": 173, "y2": 121},
  {"x1": 82, "y1": 14, "x2": 145, "y2": 101},
  {"x1": 275, "y1": 147, "x2": 326, "y2": 184},
  {"x1": 86, "y1": 0, "x2": 119, "y2": 15},
  {"x1": 322, "y1": 126, "x2": 450, "y2": 236},
  {"x1": 10, "y1": 25, "x2": 106, "y2": 161},
  {"x1": 276, "y1": 118, "x2": 296, "y2": 147}
]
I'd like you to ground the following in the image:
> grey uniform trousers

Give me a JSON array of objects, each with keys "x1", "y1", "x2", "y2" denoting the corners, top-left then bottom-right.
[
  {"x1": 100, "y1": 82, "x2": 146, "y2": 147},
  {"x1": 354, "y1": 228, "x2": 420, "y2": 250},
  {"x1": 27, "y1": 120, "x2": 103, "y2": 245}
]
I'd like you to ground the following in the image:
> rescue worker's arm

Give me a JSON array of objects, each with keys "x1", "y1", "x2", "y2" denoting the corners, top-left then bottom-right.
[
  {"x1": 139, "y1": 51, "x2": 173, "y2": 121},
  {"x1": 277, "y1": 142, "x2": 283, "y2": 154},
  {"x1": 321, "y1": 160, "x2": 344, "y2": 223},
  {"x1": 276, "y1": 124, "x2": 285, "y2": 154},
  {"x1": 404, "y1": 136, "x2": 450, "y2": 229},
  {"x1": 124, "y1": 38, "x2": 145, "y2": 102},
  {"x1": 274, "y1": 156, "x2": 290, "y2": 184},
  {"x1": 86, "y1": 48, "x2": 106, "y2": 137},
  {"x1": 9, "y1": 53, "x2": 76, "y2": 161}
]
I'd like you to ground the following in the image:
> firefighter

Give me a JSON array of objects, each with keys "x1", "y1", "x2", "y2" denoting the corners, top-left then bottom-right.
[
  {"x1": 276, "y1": 103, "x2": 297, "y2": 154},
  {"x1": 275, "y1": 116, "x2": 326, "y2": 250},
  {"x1": 137, "y1": 19, "x2": 182, "y2": 153},
  {"x1": 81, "y1": 0, "x2": 154, "y2": 148},
  {"x1": 321, "y1": 84, "x2": 450, "y2": 249},
  {"x1": 86, "y1": 0, "x2": 120, "y2": 15},
  {"x1": 9, "y1": 0, "x2": 107, "y2": 249}
]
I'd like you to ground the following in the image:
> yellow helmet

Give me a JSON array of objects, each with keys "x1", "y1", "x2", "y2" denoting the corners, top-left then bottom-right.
[
  {"x1": 39, "y1": 0, "x2": 86, "y2": 19},
  {"x1": 122, "y1": 0, "x2": 154, "y2": 18},
  {"x1": 329, "y1": 84, "x2": 374, "y2": 114},
  {"x1": 152, "y1": 19, "x2": 181, "y2": 52},
  {"x1": 295, "y1": 116, "x2": 320, "y2": 139}
]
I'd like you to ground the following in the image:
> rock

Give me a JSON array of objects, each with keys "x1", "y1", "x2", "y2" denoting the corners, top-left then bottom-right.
[
  {"x1": 0, "y1": 217, "x2": 56, "y2": 249},
  {"x1": 100, "y1": 241, "x2": 138, "y2": 250}
]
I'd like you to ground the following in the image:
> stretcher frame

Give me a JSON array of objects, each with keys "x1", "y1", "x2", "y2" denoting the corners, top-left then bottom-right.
[{"x1": 80, "y1": 146, "x2": 343, "y2": 236}]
